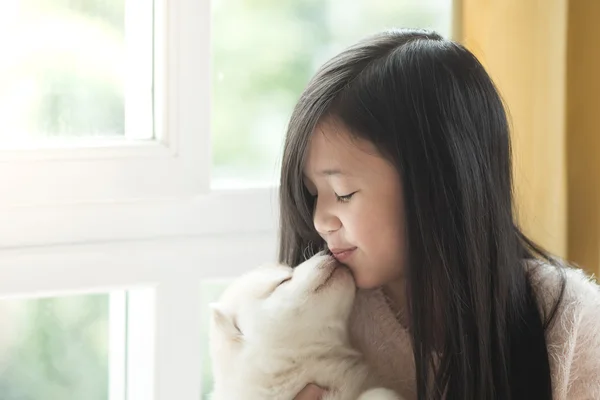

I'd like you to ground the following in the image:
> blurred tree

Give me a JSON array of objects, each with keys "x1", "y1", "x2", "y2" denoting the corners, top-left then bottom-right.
[
  {"x1": 210, "y1": 0, "x2": 452, "y2": 183},
  {"x1": 0, "y1": 0, "x2": 127, "y2": 139},
  {"x1": 0, "y1": 295, "x2": 109, "y2": 400},
  {"x1": 26, "y1": 0, "x2": 124, "y2": 32},
  {"x1": 211, "y1": 0, "x2": 331, "y2": 182}
]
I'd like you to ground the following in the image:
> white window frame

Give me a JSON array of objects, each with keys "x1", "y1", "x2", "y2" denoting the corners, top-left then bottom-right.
[
  {"x1": 0, "y1": 1, "x2": 278, "y2": 400},
  {"x1": 0, "y1": 0, "x2": 208, "y2": 209}
]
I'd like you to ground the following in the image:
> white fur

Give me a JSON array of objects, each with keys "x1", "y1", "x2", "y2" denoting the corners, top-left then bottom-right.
[{"x1": 209, "y1": 253, "x2": 403, "y2": 400}]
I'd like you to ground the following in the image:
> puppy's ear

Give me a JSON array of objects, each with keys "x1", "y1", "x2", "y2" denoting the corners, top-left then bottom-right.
[{"x1": 209, "y1": 303, "x2": 243, "y2": 340}]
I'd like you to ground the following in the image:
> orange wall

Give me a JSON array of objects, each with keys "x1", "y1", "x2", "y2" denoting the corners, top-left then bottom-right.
[
  {"x1": 566, "y1": 0, "x2": 600, "y2": 274},
  {"x1": 460, "y1": 0, "x2": 569, "y2": 258}
]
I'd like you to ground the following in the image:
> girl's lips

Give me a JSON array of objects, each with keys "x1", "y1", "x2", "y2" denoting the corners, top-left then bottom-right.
[{"x1": 330, "y1": 247, "x2": 357, "y2": 262}]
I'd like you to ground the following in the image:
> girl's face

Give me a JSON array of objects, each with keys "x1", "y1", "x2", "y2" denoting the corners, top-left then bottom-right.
[{"x1": 303, "y1": 119, "x2": 407, "y2": 289}]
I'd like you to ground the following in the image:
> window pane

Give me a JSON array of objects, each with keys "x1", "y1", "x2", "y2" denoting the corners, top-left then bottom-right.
[
  {"x1": 0, "y1": 0, "x2": 153, "y2": 148},
  {"x1": 211, "y1": 0, "x2": 453, "y2": 187},
  {"x1": 200, "y1": 280, "x2": 231, "y2": 399},
  {"x1": 0, "y1": 293, "x2": 112, "y2": 400}
]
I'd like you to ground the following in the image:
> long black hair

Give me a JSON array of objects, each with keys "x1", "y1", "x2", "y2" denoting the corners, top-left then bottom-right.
[{"x1": 278, "y1": 29, "x2": 565, "y2": 399}]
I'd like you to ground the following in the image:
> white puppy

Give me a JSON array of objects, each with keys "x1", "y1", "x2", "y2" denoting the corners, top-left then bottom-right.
[{"x1": 209, "y1": 253, "x2": 402, "y2": 400}]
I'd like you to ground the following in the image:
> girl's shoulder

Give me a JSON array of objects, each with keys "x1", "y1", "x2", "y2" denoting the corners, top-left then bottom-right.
[
  {"x1": 526, "y1": 259, "x2": 600, "y2": 318},
  {"x1": 527, "y1": 259, "x2": 600, "y2": 399}
]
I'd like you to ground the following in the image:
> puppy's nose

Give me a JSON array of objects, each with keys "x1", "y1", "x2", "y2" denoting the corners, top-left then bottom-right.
[
  {"x1": 316, "y1": 249, "x2": 329, "y2": 257},
  {"x1": 319, "y1": 256, "x2": 339, "y2": 271}
]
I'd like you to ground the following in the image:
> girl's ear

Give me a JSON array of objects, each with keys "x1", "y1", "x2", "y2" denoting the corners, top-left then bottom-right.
[{"x1": 209, "y1": 303, "x2": 243, "y2": 340}]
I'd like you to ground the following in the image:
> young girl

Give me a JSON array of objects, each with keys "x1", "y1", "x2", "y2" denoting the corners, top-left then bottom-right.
[{"x1": 277, "y1": 29, "x2": 600, "y2": 399}]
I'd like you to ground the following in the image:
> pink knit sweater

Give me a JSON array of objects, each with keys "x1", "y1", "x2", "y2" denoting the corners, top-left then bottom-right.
[{"x1": 349, "y1": 262, "x2": 600, "y2": 399}]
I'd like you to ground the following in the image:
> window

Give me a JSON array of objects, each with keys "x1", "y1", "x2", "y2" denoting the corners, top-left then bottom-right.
[
  {"x1": 0, "y1": 0, "x2": 152, "y2": 147},
  {"x1": 211, "y1": 0, "x2": 453, "y2": 187},
  {"x1": 0, "y1": 0, "x2": 454, "y2": 399}
]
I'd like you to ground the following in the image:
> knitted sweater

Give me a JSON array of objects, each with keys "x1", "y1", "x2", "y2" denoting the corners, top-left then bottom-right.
[{"x1": 349, "y1": 262, "x2": 600, "y2": 399}]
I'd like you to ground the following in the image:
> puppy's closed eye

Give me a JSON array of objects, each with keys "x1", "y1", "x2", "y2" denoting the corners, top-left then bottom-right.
[
  {"x1": 265, "y1": 275, "x2": 292, "y2": 297},
  {"x1": 278, "y1": 277, "x2": 292, "y2": 286}
]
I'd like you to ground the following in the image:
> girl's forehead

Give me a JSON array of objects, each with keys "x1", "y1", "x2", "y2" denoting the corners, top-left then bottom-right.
[{"x1": 304, "y1": 124, "x2": 379, "y2": 177}]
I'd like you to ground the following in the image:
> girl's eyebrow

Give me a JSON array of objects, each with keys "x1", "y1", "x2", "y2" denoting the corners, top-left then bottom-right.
[
  {"x1": 318, "y1": 168, "x2": 355, "y2": 177},
  {"x1": 319, "y1": 168, "x2": 344, "y2": 176}
]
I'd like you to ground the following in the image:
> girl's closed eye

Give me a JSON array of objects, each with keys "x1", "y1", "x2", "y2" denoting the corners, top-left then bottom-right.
[
  {"x1": 335, "y1": 191, "x2": 357, "y2": 203},
  {"x1": 309, "y1": 190, "x2": 358, "y2": 202}
]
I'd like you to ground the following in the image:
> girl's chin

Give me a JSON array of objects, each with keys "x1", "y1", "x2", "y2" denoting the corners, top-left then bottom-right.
[
  {"x1": 351, "y1": 271, "x2": 384, "y2": 290},
  {"x1": 350, "y1": 266, "x2": 403, "y2": 290}
]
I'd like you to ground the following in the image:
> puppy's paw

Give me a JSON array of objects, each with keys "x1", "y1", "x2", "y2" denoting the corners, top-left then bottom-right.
[{"x1": 357, "y1": 387, "x2": 403, "y2": 400}]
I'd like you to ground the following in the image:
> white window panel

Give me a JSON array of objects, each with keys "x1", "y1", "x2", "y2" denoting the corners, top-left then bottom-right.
[
  {"x1": 0, "y1": 0, "x2": 279, "y2": 250},
  {"x1": 0, "y1": 0, "x2": 210, "y2": 208},
  {"x1": 0, "y1": 233, "x2": 277, "y2": 400}
]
